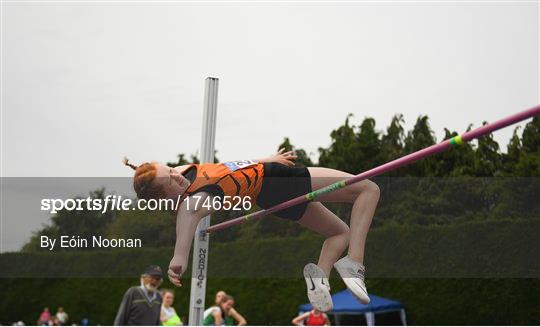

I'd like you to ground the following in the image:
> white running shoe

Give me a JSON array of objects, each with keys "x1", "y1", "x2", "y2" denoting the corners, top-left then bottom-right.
[
  {"x1": 303, "y1": 263, "x2": 333, "y2": 312},
  {"x1": 334, "y1": 256, "x2": 370, "y2": 304}
]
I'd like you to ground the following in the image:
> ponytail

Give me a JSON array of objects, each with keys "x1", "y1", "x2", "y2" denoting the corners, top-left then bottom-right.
[
  {"x1": 123, "y1": 157, "x2": 164, "y2": 200},
  {"x1": 123, "y1": 156, "x2": 138, "y2": 170}
]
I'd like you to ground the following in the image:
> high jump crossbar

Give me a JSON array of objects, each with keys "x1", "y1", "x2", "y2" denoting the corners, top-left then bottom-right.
[{"x1": 204, "y1": 104, "x2": 540, "y2": 235}]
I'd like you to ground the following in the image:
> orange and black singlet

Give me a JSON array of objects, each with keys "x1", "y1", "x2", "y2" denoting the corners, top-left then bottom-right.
[
  {"x1": 182, "y1": 160, "x2": 264, "y2": 201},
  {"x1": 182, "y1": 160, "x2": 312, "y2": 221}
]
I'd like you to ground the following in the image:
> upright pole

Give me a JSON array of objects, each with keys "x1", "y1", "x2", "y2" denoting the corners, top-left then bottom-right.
[{"x1": 188, "y1": 77, "x2": 219, "y2": 326}]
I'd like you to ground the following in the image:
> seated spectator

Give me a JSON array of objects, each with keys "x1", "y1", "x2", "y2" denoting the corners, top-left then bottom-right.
[
  {"x1": 55, "y1": 307, "x2": 68, "y2": 325},
  {"x1": 222, "y1": 296, "x2": 246, "y2": 326},
  {"x1": 202, "y1": 303, "x2": 223, "y2": 326},
  {"x1": 160, "y1": 289, "x2": 183, "y2": 326},
  {"x1": 203, "y1": 293, "x2": 247, "y2": 326},
  {"x1": 203, "y1": 293, "x2": 234, "y2": 326},
  {"x1": 214, "y1": 290, "x2": 226, "y2": 306},
  {"x1": 48, "y1": 316, "x2": 60, "y2": 326},
  {"x1": 292, "y1": 309, "x2": 331, "y2": 326},
  {"x1": 37, "y1": 307, "x2": 51, "y2": 326}
]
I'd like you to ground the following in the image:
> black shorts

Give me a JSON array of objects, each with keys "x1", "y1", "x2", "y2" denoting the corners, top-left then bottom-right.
[{"x1": 255, "y1": 162, "x2": 312, "y2": 221}]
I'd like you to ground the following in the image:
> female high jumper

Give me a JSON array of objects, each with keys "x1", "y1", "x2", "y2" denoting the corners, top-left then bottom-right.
[{"x1": 124, "y1": 149, "x2": 380, "y2": 312}]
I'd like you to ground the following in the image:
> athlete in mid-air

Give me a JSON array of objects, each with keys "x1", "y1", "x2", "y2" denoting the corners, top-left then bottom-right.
[{"x1": 124, "y1": 149, "x2": 380, "y2": 311}]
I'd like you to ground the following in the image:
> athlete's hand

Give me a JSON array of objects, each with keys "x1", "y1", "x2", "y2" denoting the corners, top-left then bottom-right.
[
  {"x1": 268, "y1": 148, "x2": 298, "y2": 167},
  {"x1": 168, "y1": 257, "x2": 185, "y2": 287}
]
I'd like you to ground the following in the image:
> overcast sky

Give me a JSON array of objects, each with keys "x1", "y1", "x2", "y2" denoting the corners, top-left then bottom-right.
[{"x1": 2, "y1": 1, "x2": 539, "y2": 178}]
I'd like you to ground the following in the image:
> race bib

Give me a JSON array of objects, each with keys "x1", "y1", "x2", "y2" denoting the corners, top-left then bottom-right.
[{"x1": 223, "y1": 160, "x2": 257, "y2": 172}]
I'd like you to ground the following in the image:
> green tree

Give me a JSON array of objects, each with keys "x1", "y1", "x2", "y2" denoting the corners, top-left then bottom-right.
[
  {"x1": 474, "y1": 122, "x2": 502, "y2": 177},
  {"x1": 512, "y1": 116, "x2": 540, "y2": 176},
  {"x1": 318, "y1": 115, "x2": 382, "y2": 174},
  {"x1": 402, "y1": 116, "x2": 437, "y2": 176},
  {"x1": 318, "y1": 114, "x2": 360, "y2": 173},
  {"x1": 502, "y1": 127, "x2": 522, "y2": 174},
  {"x1": 380, "y1": 114, "x2": 405, "y2": 158},
  {"x1": 355, "y1": 117, "x2": 382, "y2": 172},
  {"x1": 378, "y1": 114, "x2": 405, "y2": 176},
  {"x1": 434, "y1": 128, "x2": 476, "y2": 176},
  {"x1": 514, "y1": 154, "x2": 540, "y2": 176},
  {"x1": 521, "y1": 116, "x2": 540, "y2": 154}
]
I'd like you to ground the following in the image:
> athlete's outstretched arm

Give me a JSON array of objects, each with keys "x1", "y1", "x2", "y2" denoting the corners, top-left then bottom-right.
[
  {"x1": 168, "y1": 192, "x2": 216, "y2": 286},
  {"x1": 253, "y1": 148, "x2": 297, "y2": 166}
]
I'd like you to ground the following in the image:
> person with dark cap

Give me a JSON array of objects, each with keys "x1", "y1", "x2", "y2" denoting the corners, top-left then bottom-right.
[{"x1": 114, "y1": 265, "x2": 164, "y2": 325}]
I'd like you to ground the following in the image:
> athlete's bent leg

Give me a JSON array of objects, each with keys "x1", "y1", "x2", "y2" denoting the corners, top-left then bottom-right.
[
  {"x1": 307, "y1": 167, "x2": 380, "y2": 264},
  {"x1": 298, "y1": 203, "x2": 350, "y2": 277},
  {"x1": 297, "y1": 202, "x2": 349, "y2": 311},
  {"x1": 307, "y1": 167, "x2": 380, "y2": 304}
]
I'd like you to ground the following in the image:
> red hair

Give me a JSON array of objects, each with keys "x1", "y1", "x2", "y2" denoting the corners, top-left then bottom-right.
[{"x1": 123, "y1": 157, "x2": 167, "y2": 200}]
